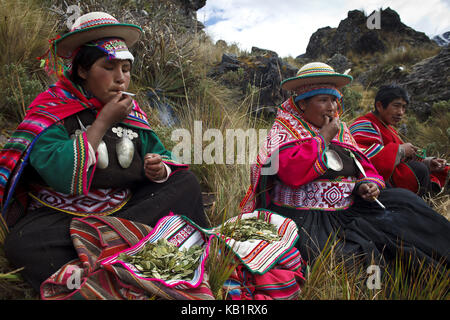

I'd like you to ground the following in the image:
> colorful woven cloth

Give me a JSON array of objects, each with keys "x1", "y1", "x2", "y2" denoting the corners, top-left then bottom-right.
[
  {"x1": 41, "y1": 215, "x2": 214, "y2": 300},
  {"x1": 28, "y1": 187, "x2": 131, "y2": 216},
  {"x1": 224, "y1": 248, "x2": 306, "y2": 300},
  {"x1": 88, "y1": 37, "x2": 135, "y2": 61},
  {"x1": 350, "y1": 112, "x2": 450, "y2": 194},
  {"x1": 40, "y1": 213, "x2": 307, "y2": 300},
  {"x1": 102, "y1": 214, "x2": 212, "y2": 290},
  {"x1": 206, "y1": 209, "x2": 300, "y2": 275}
]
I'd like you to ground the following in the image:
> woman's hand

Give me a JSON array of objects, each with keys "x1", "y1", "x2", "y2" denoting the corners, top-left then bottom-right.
[
  {"x1": 319, "y1": 115, "x2": 340, "y2": 144},
  {"x1": 357, "y1": 182, "x2": 380, "y2": 202},
  {"x1": 144, "y1": 153, "x2": 167, "y2": 181},
  {"x1": 97, "y1": 93, "x2": 133, "y2": 128},
  {"x1": 86, "y1": 93, "x2": 133, "y2": 150}
]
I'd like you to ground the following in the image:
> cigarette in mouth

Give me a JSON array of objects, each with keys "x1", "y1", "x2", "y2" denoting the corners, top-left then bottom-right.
[{"x1": 121, "y1": 91, "x2": 136, "y2": 96}]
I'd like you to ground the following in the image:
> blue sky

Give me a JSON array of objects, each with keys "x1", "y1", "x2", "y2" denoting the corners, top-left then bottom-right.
[{"x1": 198, "y1": 0, "x2": 450, "y2": 57}]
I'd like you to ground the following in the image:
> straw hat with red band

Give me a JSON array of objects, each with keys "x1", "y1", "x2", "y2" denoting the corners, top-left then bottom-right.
[
  {"x1": 54, "y1": 12, "x2": 142, "y2": 59},
  {"x1": 281, "y1": 62, "x2": 352, "y2": 91}
]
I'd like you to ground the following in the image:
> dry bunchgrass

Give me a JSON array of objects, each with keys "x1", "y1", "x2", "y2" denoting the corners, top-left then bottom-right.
[
  {"x1": 0, "y1": 0, "x2": 56, "y2": 68},
  {"x1": 379, "y1": 44, "x2": 440, "y2": 68},
  {"x1": 299, "y1": 236, "x2": 449, "y2": 300},
  {"x1": 0, "y1": 0, "x2": 57, "y2": 124}
]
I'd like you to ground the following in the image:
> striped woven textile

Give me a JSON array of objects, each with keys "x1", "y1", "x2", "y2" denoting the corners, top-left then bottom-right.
[
  {"x1": 102, "y1": 214, "x2": 213, "y2": 290},
  {"x1": 41, "y1": 215, "x2": 214, "y2": 300},
  {"x1": 348, "y1": 119, "x2": 385, "y2": 158},
  {"x1": 224, "y1": 247, "x2": 306, "y2": 300},
  {"x1": 206, "y1": 209, "x2": 300, "y2": 275}
]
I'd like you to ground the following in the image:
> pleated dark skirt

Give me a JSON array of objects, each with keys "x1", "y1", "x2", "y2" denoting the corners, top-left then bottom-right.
[
  {"x1": 4, "y1": 170, "x2": 208, "y2": 292},
  {"x1": 269, "y1": 188, "x2": 450, "y2": 269}
]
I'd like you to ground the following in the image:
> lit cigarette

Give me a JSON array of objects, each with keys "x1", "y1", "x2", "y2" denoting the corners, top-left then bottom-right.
[
  {"x1": 372, "y1": 197, "x2": 386, "y2": 209},
  {"x1": 121, "y1": 91, "x2": 136, "y2": 96}
]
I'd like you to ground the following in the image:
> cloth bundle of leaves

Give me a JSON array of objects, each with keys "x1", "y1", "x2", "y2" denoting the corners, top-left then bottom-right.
[
  {"x1": 41, "y1": 211, "x2": 306, "y2": 300},
  {"x1": 202, "y1": 209, "x2": 300, "y2": 274},
  {"x1": 118, "y1": 239, "x2": 203, "y2": 281},
  {"x1": 41, "y1": 216, "x2": 214, "y2": 300},
  {"x1": 220, "y1": 217, "x2": 281, "y2": 242},
  {"x1": 102, "y1": 214, "x2": 212, "y2": 289}
]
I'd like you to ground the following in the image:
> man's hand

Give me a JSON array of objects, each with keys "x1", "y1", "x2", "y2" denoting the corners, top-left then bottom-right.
[
  {"x1": 400, "y1": 143, "x2": 418, "y2": 160},
  {"x1": 429, "y1": 158, "x2": 447, "y2": 173},
  {"x1": 144, "y1": 153, "x2": 167, "y2": 181}
]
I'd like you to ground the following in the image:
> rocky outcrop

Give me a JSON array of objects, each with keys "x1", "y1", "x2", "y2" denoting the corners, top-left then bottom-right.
[
  {"x1": 326, "y1": 53, "x2": 352, "y2": 73},
  {"x1": 302, "y1": 8, "x2": 436, "y2": 59},
  {"x1": 397, "y1": 46, "x2": 450, "y2": 120},
  {"x1": 174, "y1": 0, "x2": 206, "y2": 31},
  {"x1": 210, "y1": 46, "x2": 298, "y2": 116}
]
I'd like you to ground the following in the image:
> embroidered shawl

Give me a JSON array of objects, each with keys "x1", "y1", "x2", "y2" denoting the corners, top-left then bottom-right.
[{"x1": 240, "y1": 97, "x2": 385, "y2": 213}]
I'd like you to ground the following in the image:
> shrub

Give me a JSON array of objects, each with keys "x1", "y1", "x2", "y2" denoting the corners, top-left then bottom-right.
[
  {"x1": 1, "y1": 64, "x2": 44, "y2": 122},
  {"x1": 0, "y1": 0, "x2": 56, "y2": 125},
  {"x1": 406, "y1": 100, "x2": 450, "y2": 158},
  {"x1": 341, "y1": 85, "x2": 363, "y2": 121}
]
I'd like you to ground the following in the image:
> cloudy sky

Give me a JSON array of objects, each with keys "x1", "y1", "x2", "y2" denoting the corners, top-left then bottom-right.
[{"x1": 197, "y1": 0, "x2": 450, "y2": 57}]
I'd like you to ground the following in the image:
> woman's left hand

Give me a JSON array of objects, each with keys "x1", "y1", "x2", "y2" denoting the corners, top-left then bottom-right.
[
  {"x1": 357, "y1": 182, "x2": 380, "y2": 202},
  {"x1": 144, "y1": 153, "x2": 167, "y2": 181}
]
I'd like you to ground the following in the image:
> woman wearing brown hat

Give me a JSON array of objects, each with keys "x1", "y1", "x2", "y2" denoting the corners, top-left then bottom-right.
[
  {"x1": 0, "y1": 12, "x2": 207, "y2": 292},
  {"x1": 240, "y1": 62, "x2": 450, "y2": 272}
]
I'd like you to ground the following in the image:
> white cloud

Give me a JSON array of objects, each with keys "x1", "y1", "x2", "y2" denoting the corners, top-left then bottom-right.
[{"x1": 198, "y1": 0, "x2": 450, "y2": 57}]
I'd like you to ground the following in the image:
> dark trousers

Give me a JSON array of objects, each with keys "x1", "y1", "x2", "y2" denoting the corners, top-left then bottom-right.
[
  {"x1": 4, "y1": 170, "x2": 207, "y2": 292},
  {"x1": 407, "y1": 161, "x2": 430, "y2": 196}
]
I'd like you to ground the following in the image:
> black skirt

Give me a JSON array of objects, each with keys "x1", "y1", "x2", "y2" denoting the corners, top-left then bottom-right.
[
  {"x1": 3, "y1": 169, "x2": 208, "y2": 292},
  {"x1": 269, "y1": 187, "x2": 450, "y2": 269}
]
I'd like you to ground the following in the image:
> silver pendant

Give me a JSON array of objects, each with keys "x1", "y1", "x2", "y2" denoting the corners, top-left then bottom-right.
[
  {"x1": 325, "y1": 149, "x2": 343, "y2": 171},
  {"x1": 113, "y1": 126, "x2": 138, "y2": 169},
  {"x1": 116, "y1": 136, "x2": 134, "y2": 169},
  {"x1": 73, "y1": 116, "x2": 109, "y2": 169},
  {"x1": 96, "y1": 140, "x2": 109, "y2": 169}
]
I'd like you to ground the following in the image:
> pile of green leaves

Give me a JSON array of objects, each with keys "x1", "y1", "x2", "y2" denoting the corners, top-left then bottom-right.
[
  {"x1": 118, "y1": 239, "x2": 204, "y2": 281},
  {"x1": 220, "y1": 218, "x2": 281, "y2": 242}
]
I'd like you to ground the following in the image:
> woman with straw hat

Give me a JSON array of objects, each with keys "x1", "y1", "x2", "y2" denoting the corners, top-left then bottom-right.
[
  {"x1": 0, "y1": 12, "x2": 207, "y2": 292},
  {"x1": 240, "y1": 62, "x2": 450, "y2": 270}
]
